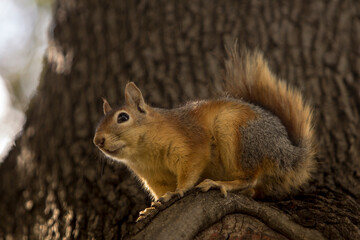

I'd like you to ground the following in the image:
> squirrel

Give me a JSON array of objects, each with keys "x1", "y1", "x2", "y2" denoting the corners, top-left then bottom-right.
[{"x1": 93, "y1": 49, "x2": 316, "y2": 203}]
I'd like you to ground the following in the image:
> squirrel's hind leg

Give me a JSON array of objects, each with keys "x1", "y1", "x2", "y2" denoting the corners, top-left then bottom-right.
[{"x1": 196, "y1": 179, "x2": 256, "y2": 197}]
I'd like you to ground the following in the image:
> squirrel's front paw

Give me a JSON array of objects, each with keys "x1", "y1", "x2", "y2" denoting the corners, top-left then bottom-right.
[
  {"x1": 136, "y1": 190, "x2": 184, "y2": 222},
  {"x1": 136, "y1": 206, "x2": 158, "y2": 222},
  {"x1": 158, "y1": 189, "x2": 184, "y2": 203}
]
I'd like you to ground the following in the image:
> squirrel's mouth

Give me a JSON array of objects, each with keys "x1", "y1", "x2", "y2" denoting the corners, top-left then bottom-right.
[{"x1": 102, "y1": 144, "x2": 126, "y2": 156}]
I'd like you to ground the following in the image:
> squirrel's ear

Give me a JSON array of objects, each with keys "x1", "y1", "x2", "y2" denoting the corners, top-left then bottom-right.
[
  {"x1": 102, "y1": 98, "x2": 112, "y2": 115},
  {"x1": 124, "y1": 82, "x2": 146, "y2": 113}
]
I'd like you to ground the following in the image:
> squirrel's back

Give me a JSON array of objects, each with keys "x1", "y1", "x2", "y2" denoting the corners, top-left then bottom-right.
[{"x1": 223, "y1": 49, "x2": 316, "y2": 198}]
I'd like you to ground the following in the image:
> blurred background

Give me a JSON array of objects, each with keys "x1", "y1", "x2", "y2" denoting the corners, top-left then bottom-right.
[{"x1": 0, "y1": 0, "x2": 52, "y2": 161}]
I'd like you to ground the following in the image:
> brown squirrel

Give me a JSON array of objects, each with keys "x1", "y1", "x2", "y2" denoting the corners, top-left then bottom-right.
[{"x1": 93, "y1": 50, "x2": 316, "y2": 202}]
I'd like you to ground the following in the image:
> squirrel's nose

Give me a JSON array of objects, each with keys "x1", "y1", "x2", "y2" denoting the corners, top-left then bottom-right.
[{"x1": 94, "y1": 135, "x2": 105, "y2": 148}]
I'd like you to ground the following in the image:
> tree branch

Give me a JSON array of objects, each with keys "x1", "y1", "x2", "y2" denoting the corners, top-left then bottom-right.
[{"x1": 128, "y1": 190, "x2": 325, "y2": 240}]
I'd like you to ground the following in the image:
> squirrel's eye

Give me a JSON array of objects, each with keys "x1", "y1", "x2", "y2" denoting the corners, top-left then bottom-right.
[{"x1": 117, "y1": 112, "x2": 129, "y2": 123}]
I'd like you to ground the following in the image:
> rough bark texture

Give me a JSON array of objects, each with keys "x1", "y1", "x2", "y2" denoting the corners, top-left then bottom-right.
[{"x1": 0, "y1": 0, "x2": 360, "y2": 239}]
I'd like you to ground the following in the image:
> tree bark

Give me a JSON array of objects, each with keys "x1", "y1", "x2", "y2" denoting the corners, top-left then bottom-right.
[{"x1": 1, "y1": 0, "x2": 360, "y2": 239}]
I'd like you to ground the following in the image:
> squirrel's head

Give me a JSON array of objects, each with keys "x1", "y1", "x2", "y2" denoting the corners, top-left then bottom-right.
[{"x1": 93, "y1": 82, "x2": 152, "y2": 162}]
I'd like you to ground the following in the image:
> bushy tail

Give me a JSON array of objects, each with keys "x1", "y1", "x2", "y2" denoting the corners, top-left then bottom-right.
[{"x1": 223, "y1": 48, "x2": 316, "y2": 196}]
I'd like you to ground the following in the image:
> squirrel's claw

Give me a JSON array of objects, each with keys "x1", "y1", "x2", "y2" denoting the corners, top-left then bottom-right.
[
  {"x1": 139, "y1": 206, "x2": 155, "y2": 216},
  {"x1": 151, "y1": 201, "x2": 161, "y2": 208},
  {"x1": 136, "y1": 190, "x2": 185, "y2": 222},
  {"x1": 136, "y1": 206, "x2": 158, "y2": 222},
  {"x1": 197, "y1": 179, "x2": 257, "y2": 198},
  {"x1": 196, "y1": 179, "x2": 228, "y2": 197},
  {"x1": 158, "y1": 189, "x2": 184, "y2": 203}
]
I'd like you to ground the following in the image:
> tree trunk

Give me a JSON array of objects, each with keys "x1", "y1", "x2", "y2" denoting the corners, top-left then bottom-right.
[{"x1": 1, "y1": 0, "x2": 359, "y2": 239}]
